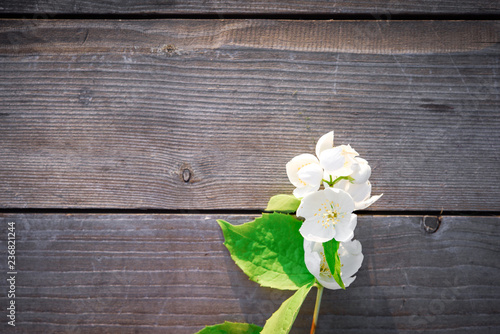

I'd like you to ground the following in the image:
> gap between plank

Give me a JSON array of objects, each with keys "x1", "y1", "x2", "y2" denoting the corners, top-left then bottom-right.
[{"x1": 0, "y1": 13, "x2": 499, "y2": 21}]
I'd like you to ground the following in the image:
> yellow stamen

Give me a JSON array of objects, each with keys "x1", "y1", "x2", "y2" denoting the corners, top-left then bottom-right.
[
  {"x1": 319, "y1": 251, "x2": 333, "y2": 278},
  {"x1": 318, "y1": 201, "x2": 345, "y2": 228}
]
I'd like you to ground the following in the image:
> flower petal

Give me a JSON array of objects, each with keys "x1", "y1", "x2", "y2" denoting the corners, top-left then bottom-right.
[
  {"x1": 319, "y1": 147, "x2": 344, "y2": 171},
  {"x1": 338, "y1": 240, "x2": 364, "y2": 278},
  {"x1": 350, "y1": 157, "x2": 371, "y2": 184},
  {"x1": 333, "y1": 224, "x2": 353, "y2": 243},
  {"x1": 299, "y1": 216, "x2": 335, "y2": 243},
  {"x1": 320, "y1": 275, "x2": 357, "y2": 290},
  {"x1": 348, "y1": 213, "x2": 358, "y2": 232},
  {"x1": 340, "y1": 144, "x2": 359, "y2": 158},
  {"x1": 333, "y1": 214, "x2": 357, "y2": 242},
  {"x1": 315, "y1": 131, "x2": 334, "y2": 158},
  {"x1": 293, "y1": 185, "x2": 318, "y2": 199},
  {"x1": 347, "y1": 181, "x2": 372, "y2": 203},
  {"x1": 286, "y1": 153, "x2": 320, "y2": 188},
  {"x1": 296, "y1": 163, "x2": 323, "y2": 187},
  {"x1": 296, "y1": 190, "x2": 328, "y2": 219},
  {"x1": 355, "y1": 194, "x2": 383, "y2": 210},
  {"x1": 342, "y1": 237, "x2": 362, "y2": 255},
  {"x1": 303, "y1": 239, "x2": 321, "y2": 276}
]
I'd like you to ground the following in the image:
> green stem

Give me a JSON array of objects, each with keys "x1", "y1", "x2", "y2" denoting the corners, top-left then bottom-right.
[
  {"x1": 310, "y1": 285, "x2": 324, "y2": 334},
  {"x1": 322, "y1": 175, "x2": 355, "y2": 188}
]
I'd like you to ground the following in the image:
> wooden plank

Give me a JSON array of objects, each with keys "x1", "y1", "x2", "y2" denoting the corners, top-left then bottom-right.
[
  {"x1": 1, "y1": 20, "x2": 498, "y2": 55},
  {"x1": 0, "y1": 0, "x2": 499, "y2": 16},
  {"x1": 0, "y1": 20, "x2": 499, "y2": 211},
  {"x1": 0, "y1": 214, "x2": 498, "y2": 333}
]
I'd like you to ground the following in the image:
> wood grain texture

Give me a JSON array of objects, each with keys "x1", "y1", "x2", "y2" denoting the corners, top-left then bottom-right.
[
  {"x1": 0, "y1": 20, "x2": 499, "y2": 211},
  {"x1": 1, "y1": 20, "x2": 498, "y2": 54},
  {"x1": 0, "y1": 214, "x2": 498, "y2": 333},
  {"x1": 0, "y1": 0, "x2": 499, "y2": 15}
]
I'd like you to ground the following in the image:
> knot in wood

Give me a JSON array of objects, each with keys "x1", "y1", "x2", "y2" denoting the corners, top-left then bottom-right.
[
  {"x1": 182, "y1": 168, "x2": 191, "y2": 182},
  {"x1": 422, "y1": 216, "x2": 441, "y2": 234}
]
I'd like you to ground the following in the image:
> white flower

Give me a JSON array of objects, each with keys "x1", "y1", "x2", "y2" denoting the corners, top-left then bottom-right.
[
  {"x1": 297, "y1": 188, "x2": 357, "y2": 243},
  {"x1": 304, "y1": 238, "x2": 364, "y2": 290},
  {"x1": 320, "y1": 144, "x2": 358, "y2": 177},
  {"x1": 286, "y1": 154, "x2": 323, "y2": 198},
  {"x1": 334, "y1": 179, "x2": 383, "y2": 210},
  {"x1": 286, "y1": 131, "x2": 334, "y2": 198},
  {"x1": 287, "y1": 130, "x2": 382, "y2": 205}
]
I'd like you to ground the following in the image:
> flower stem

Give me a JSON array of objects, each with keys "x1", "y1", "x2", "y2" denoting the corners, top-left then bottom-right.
[
  {"x1": 310, "y1": 285, "x2": 324, "y2": 334},
  {"x1": 321, "y1": 175, "x2": 355, "y2": 188}
]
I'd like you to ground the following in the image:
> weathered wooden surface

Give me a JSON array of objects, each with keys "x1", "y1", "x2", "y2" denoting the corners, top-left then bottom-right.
[
  {"x1": 0, "y1": 20, "x2": 499, "y2": 211},
  {"x1": 1, "y1": 20, "x2": 498, "y2": 54},
  {"x1": 0, "y1": 214, "x2": 498, "y2": 333},
  {"x1": 0, "y1": 0, "x2": 499, "y2": 15}
]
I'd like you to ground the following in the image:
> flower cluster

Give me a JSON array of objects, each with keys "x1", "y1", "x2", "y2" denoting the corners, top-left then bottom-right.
[
  {"x1": 203, "y1": 131, "x2": 382, "y2": 333},
  {"x1": 286, "y1": 131, "x2": 382, "y2": 289}
]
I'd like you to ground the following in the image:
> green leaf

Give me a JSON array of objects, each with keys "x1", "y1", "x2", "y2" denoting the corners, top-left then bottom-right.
[
  {"x1": 265, "y1": 194, "x2": 301, "y2": 213},
  {"x1": 196, "y1": 321, "x2": 262, "y2": 334},
  {"x1": 323, "y1": 238, "x2": 345, "y2": 289},
  {"x1": 261, "y1": 281, "x2": 315, "y2": 334},
  {"x1": 218, "y1": 213, "x2": 315, "y2": 290}
]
